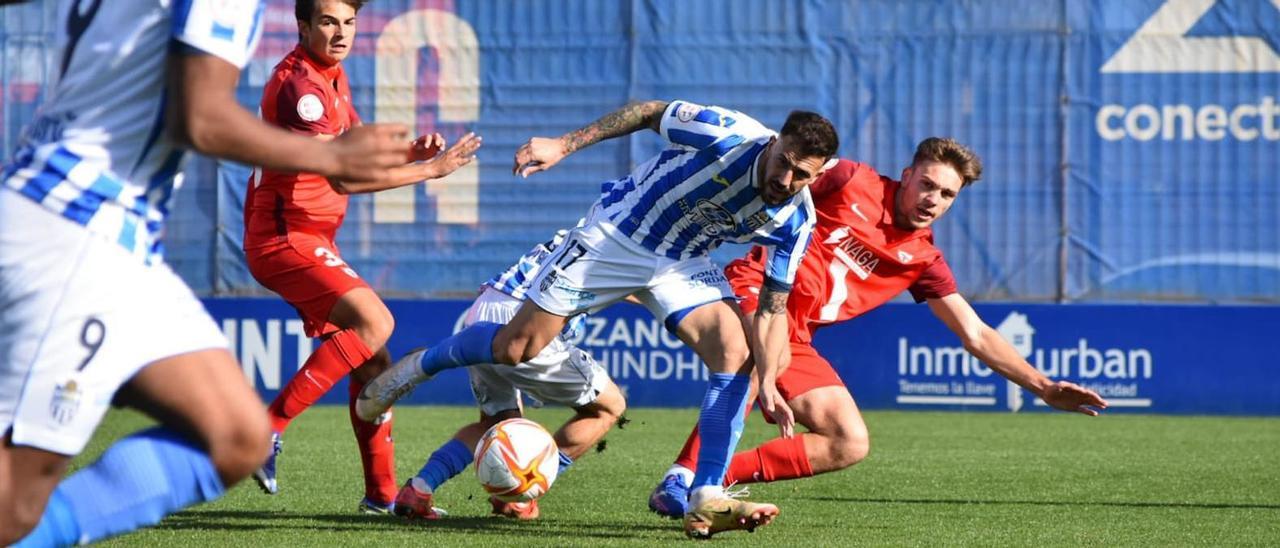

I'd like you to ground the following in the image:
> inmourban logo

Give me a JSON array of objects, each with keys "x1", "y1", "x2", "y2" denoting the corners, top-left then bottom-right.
[{"x1": 896, "y1": 312, "x2": 1156, "y2": 411}]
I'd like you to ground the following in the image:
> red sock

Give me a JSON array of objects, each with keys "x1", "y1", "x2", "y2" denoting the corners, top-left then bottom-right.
[
  {"x1": 674, "y1": 426, "x2": 701, "y2": 471},
  {"x1": 268, "y1": 328, "x2": 372, "y2": 433},
  {"x1": 726, "y1": 434, "x2": 814, "y2": 485},
  {"x1": 349, "y1": 379, "x2": 397, "y2": 505}
]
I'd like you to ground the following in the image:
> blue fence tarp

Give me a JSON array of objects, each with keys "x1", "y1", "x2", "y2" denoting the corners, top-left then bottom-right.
[{"x1": 2, "y1": 0, "x2": 1276, "y2": 302}]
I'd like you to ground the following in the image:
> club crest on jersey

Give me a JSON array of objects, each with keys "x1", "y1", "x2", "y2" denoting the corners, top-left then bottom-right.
[
  {"x1": 297, "y1": 94, "x2": 325, "y2": 122},
  {"x1": 676, "y1": 103, "x2": 702, "y2": 123},
  {"x1": 51, "y1": 377, "x2": 82, "y2": 425},
  {"x1": 680, "y1": 199, "x2": 737, "y2": 237},
  {"x1": 898, "y1": 250, "x2": 913, "y2": 263}
]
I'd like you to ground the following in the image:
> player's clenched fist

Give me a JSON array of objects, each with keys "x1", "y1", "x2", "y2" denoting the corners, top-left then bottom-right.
[
  {"x1": 512, "y1": 136, "x2": 569, "y2": 178},
  {"x1": 327, "y1": 123, "x2": 412, "y2": 183}
]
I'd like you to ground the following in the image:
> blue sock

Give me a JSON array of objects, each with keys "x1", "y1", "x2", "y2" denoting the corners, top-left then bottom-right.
[
  {"x1": 557, "y1": 450, "x2": 574, "y2": 476},
  {"x1": 416, "y1": 438, "x2": 474, "y2": 492},
  {"x1": 690, "y1": 373, "x2": 751, "y2": 490},
  {"x1": 420, "y1": 321, "x2": 501, "y2": 377},
  {"x1": 14, "y1": 490, "x2": 79, "y2": 547},
  {"x1": 16, "y1": 427, "x2": 224, "y2": 547}
]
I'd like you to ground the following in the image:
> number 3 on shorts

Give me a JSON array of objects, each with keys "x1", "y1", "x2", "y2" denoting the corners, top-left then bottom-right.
[{"x1": 314, "y1": 246, "x2": 359, "y2": 279}]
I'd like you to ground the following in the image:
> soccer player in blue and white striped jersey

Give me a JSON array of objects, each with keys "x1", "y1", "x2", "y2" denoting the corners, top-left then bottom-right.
[
  {"x1": 388, "y1": 224, "x2": 626, "y2": 521},
  {"x1": 0, "y1": 0, "x2": 430, "y2": 545},
  {"x1": 358, "y1": 100, "x2": 839, "y2": 538}
]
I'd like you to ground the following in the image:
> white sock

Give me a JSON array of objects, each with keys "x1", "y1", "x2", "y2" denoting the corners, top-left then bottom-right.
[
  {"x1": 689, "y1": 485, "x2": 725, "y2": 508},
  {"x1": 664, "y1": 464, "x2": 694, "y2": 487}
]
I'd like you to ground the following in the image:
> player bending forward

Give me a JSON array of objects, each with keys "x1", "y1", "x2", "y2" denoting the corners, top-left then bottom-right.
[
  {"x1": 646, "y1": 138, "x2": 1109, "y2": 517},
  {"x1": 359, "y1": 100, "x2": 841, "y2": 538},
  {"x1": 390, "y1": 226, "x2": 626, "y2": 521}
]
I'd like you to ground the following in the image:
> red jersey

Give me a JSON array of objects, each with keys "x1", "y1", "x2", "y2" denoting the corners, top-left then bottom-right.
[
  {"x1": 729, "y1": 159, "x2": 957, "y2": 343},
  {"x1": 244, "y1": 46, "x2": 360, "y2": 248}
]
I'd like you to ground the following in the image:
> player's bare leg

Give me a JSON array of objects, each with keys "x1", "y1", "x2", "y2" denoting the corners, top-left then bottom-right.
[
  {"x1": 329, "y1": 288, "x2": 396, "y2": 370},
  {"x1": 260, "y1": 287, "x2": 397, "y2": 507},
  {"x1": 0, "y1": 441, "x2": 69, "y2": 544},
  {"x1": 555, "y1": 380, "x2": 626, "y2": 458},
  {"x1": 656, "y1": 385, "x2": 867, "y2": 499},
  {"x1": 673, "y1": 301, "x2": 779, "y2": 538},
  {"x1": 356, "y1": 301, "x2": 568, "y2": 421},
  {"x1": 116, "y1": 349, "x2": 271, "y2": 485},
  {"x1": 784, "y1": 386, "x2": 869, "y2": 474},
  {"x1": 490, "y1": 302, "x2": 569, "y2": 365},
  {"x1": 328, "y1": 289, "x2": 399, "y2": 511},
  {"x1": 6, "y1": 349, "x2": 269, "y2": 545}
]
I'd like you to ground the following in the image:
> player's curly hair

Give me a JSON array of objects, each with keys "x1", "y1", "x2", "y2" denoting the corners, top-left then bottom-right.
[
  {"x1": 296, "y1": 0, "x2": 367, "y2": 23},
  {"x1": 912, "y1": 137, "x2": 983, "y2": 187},
  {"x1": 779, "y1": 111, "x2": 839, "y2": 161}
]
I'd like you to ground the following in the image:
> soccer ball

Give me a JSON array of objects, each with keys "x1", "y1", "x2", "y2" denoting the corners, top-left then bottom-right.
[{"x1": 474, "y1": 418, "x2": 559, "y2": 502}]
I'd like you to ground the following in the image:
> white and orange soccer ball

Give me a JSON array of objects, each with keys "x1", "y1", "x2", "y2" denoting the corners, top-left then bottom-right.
[{"x1": 474, "y1": 418, "x2": 559, "y2": 502}]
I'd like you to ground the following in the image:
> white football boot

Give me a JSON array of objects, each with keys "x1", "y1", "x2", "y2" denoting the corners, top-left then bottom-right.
[{"x1": 355, "y1": 348, "x2": 430, "y2": 421}]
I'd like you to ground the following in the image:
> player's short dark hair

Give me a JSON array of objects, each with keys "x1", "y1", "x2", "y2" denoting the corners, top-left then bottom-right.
[
  {"x1": 296, "y1": 0, "x2": 367, "y2": 23},
  {"x1": 912, "y1": 137, "x2": 983, "y2": 187},
  {"x1": 779, "y1": 111, "x2": 839, "y2": 161}
]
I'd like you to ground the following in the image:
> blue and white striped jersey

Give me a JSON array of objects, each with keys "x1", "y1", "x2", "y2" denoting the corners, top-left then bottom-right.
[
  {"x1": 1, "y1": 0, "x2": 265, "y2": 264},
  {"x1": 597, "y1": 100, "x2": 815, "y2": 289},
  {"x1": 484, "y1": 226, "x2": 587, "y2": 338}
]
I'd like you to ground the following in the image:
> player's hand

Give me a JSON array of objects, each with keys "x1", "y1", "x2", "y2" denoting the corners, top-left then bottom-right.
[
  {"x1": 328, "y1": 123, "x2": 413, "y2": 182},
  {"x1": 422, "y1": 132, "x2": 482, "y2": 179},
  {"x1": 1041, "y1": 380, "x2": 1108, "y2": 416},
  {"x1": 408, "y1": 132, "x2": 445, "y2": 162},
  {"x1": 512, "y1": 136, "x2": 568, "y2": 178},
  {"x1": 760, "y1": 384, "x2": 795, "y2": 438}
]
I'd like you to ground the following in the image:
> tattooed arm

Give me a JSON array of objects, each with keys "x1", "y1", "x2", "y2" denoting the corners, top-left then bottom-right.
[
  {"x1": 753, "y1": 285, "x2": 797, "y2": 438},
  {"x1": 512, "y1": 100, "x2": 668, "y2": 177}
]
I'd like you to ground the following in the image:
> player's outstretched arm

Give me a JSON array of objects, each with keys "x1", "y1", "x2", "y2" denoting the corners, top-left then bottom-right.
[
  {"x1": 752, "y1": 286, "x2": 797, "y2": 437},
  {"x1": 512, "y1": 100, "x2": 668, "y2": 178},
  {"x1": 926, "y1": 293, "x2": 1109, "y2": 416},
  {"x1": 166, "y1": 51, "x2": 411, "y2": 183},
  {"x1": 330, "y1": 132, "x2": 482, "y2": 194}
]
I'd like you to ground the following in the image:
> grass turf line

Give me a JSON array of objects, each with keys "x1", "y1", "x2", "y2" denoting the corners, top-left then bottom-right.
[{"x1": 75, "y1": 406, "x2": 1280, "y2": 546}]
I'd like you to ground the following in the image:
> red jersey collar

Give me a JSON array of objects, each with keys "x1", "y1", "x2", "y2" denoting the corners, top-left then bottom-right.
[{"x1": 295, "y1": 45, "x2": 344, "y2": 81}]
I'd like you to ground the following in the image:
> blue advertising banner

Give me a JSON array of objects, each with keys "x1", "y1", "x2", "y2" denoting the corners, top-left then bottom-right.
[
  {"x1": 4, "y1": 1, "x2": 1275, "y2": 303},
  {"x1": 205, "y1": 298, "x2": 1280, "y2": 416}
]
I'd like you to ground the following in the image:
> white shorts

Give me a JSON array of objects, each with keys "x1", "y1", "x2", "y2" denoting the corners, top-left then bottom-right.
[
  {"x1": 0, "y1": 190, "x2": 228, "y2": 455},
  {"x1": 526, "y1": 213, "x2": 733, "y2": 330},
  {"x1": 464, "y1": 287, "x2": 610, "y2": 416}
]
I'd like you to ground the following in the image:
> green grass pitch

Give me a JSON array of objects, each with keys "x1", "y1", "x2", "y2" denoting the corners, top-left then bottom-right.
[{"x1": 81, "y1": 406, "x2": 1279, "y2": 546}]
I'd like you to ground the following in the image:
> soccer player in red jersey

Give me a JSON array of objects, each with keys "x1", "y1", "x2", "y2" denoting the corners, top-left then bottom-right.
[
  {"x1": 648, "y1": 138, "x2": 1108, "y2": 517},
  {"x1": 242, "y1": 0, "x2": 481, "y2": 512}
]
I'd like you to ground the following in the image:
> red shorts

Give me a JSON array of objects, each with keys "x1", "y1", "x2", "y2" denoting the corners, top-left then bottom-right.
[
  {"x1": 245, "y1": 233, "x2": 369, "y2": 337},
  {"x1": 776, "y1": 342, "x2": 844, "y2": 400},
  {"x1": 758, "y1": 342, "x2": 845, "y2": 423}
]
